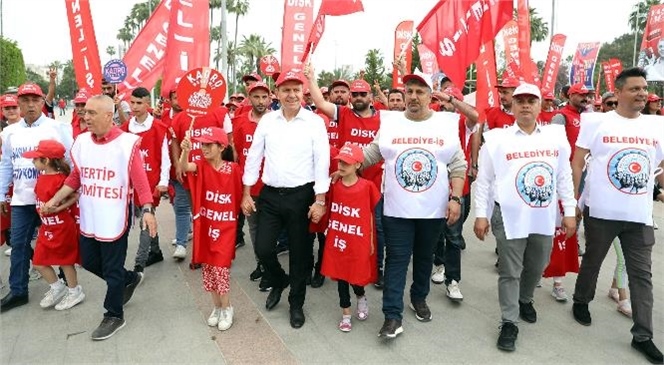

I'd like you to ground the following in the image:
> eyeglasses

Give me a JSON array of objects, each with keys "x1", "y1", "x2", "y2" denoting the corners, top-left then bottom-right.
[
  {"x1": 351, "y1": 92, "x2": 368, "y2": 98},
  {"x1": 604, "y1": 101, "x2": 618, "y2": 107}
]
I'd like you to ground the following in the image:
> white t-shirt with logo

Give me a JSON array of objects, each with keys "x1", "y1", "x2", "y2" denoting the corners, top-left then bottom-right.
[{"x1": 576, "y1": 111, "x2": 664, "y2": 225}]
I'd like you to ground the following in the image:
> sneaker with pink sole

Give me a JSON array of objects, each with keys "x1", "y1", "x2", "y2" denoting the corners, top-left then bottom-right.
[
  {"x1": 356, "y1": 296, "x2": 368, "y2": 321},
  {"x1": 617, "y1": 299, "x2": 632, "y2": 317},
  {"x1": 338, "y1": 315, "x2": 352, "y2": 332}
]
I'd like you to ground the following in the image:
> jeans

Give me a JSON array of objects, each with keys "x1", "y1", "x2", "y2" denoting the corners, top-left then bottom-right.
[
  {"x1": 433, "y1": 197, "x2": 465, "y2": 284},
  {"x1": 375, "y1": 196, "x2": 385, "y2": 270},
  {"x1": 133, "y1": 207, "x2": 161, "y2": 267},
  {"x1": 171, "y1": 180, "x2": 192, "y2": 247},
  {"x1": 338, "y1": 281, "x2": 365, "y2": 308},
  {"x1": 8, "y1": 205, "x2": 41, "y2": 296},
  {"x1": 382, "y1": 216, "x2": 443, "y2": 320}
]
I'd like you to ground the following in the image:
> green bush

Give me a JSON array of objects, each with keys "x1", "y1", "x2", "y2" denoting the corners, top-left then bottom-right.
[{"x1": 0, "y1": 37, "x2": 26, "y2": 92}]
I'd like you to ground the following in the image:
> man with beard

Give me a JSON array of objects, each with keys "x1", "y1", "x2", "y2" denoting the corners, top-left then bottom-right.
[
  {"x1": 101, "y1": 79, "x2": 131, "y2": 125},
  {"x1": 306, "y1": 64, "x2": 385, "y2": 289},
  {"x1": 551, "y1": 83, "x2": 591, "y2": 159}
]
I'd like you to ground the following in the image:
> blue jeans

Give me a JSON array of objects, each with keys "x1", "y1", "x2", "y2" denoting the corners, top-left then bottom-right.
[
  {"x1": 382, "y1": 216, "x2": 443, "y2": 320},
  {"x1": 433, "y1": 197, "x2": 466, "y2": 284},
  {"x1": 8, "y1": 205, "x2": 41, "y2": 296},
  {"x1": 375, "y1": 195, "x2": 385, "y2": 270},
  {"x1": 171, "y1": 180, "x2": 192, "y2": 247}
]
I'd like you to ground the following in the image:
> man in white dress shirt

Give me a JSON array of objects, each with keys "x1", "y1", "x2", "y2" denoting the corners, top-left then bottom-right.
[
  {"x1": 241, "y1": 69, "x2": 330, "y2": 329},
  {"x1": 474, "y1": 83, "x2": 576, "y2": 352}
]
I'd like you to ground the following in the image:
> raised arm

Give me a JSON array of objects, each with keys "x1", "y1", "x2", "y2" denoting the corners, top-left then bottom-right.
[{"x1": 304, "y1": 62, "x2": 337, "y2": 119}]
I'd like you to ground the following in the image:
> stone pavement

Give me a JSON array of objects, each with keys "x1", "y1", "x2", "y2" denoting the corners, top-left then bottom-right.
[{"x1": 0, "y1": 112, "x2": 662, "y2": 364}]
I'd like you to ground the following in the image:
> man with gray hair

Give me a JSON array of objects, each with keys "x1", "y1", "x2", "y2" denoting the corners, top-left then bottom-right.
[{"x1": 601, "y1": 92, "x2": 618, "y2": 113}]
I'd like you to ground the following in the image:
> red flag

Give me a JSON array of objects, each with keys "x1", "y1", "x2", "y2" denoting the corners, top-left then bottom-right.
[
  {"x1": 475, "y1": 40, "x2": 498, "y2": 123},
  {"x1": 417, "y1": 0, "x2": 513, "y2": 87},
  {"x1": 602, "y1": 62, "x2": 614, "y2": 93},
  {"x1": 540, "y1": 34, "x2": 566, "y2": 94},
  {"x1": 639, "y1": 5, "x2": 664, "y2": 63},
  {"x1": 505, "y1": 60, "x2": 521, "y2": 80},
  {"x1": 302, "y1": 0, "x2": 364, "y2": 62},
  {"x1": 501, "y1": 20, "x2": 519, "y2": 67},
  {"x1": 64, "y1": 0, "x2": 102, "y2": 94},
  {"x1": 609, "y1": 58, "x2": 623, "y2": 79},
  {"x1": 117, "y1": 1, "x2": 171, "y2": 98},
  {"x1": 392, "y1": 21, "x2": 414, "y2": 88},
  {"x1": 417, "y1": 44, "x2": 438, "y2": 75},
  {"x1": 160, "y1": 0, "x2": 210, "y2": 98},
  {"x1": 281, "y1": 0, "x2": 314, "y2": 70}
]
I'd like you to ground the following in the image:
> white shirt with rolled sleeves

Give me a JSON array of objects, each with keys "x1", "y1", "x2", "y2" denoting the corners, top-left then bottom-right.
[
  {"x1": 576, "y1": 111, "x2": 664, "y2": 225},
  {"x1": 0, "y1": 115, "x2": 73, "y2": 205},
  {"x1": 242, "y1": 107, "x2": 330, "y2": 195},
  {"x1": 474, "y1": 124, "x2": 576, "y2": 240},
  {"x1": 128, "y1": 114, "x2": 171, "y2": 187}
]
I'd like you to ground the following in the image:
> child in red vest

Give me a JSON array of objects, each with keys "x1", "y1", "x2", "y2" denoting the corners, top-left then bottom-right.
[
  {"x1": 23, "y1": 140, "x2": 84, "y2": 310},
  {"x1": 321, "y1": 144, "x2": 381, "y2": 332},
  {"x1": 179, "y1": 127, "x2": 240, "y2": 331}
]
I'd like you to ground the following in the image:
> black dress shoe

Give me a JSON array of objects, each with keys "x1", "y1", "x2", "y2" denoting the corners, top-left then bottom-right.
[
  {"x1": 572, "y1": 303, "x2": 591, "y2": 326},
  {"x1": 519, "y1": 301, "x2": 537, "y2": 323},
  {"x1": 632, "y1": 338, "x2": 664, "y2": 364},
  {"x1": 266, "y1": 278, "x2": 289, "y2": 310},
  {"x1": 310, "y1": 271, "x2": 325, "y2": 288},
  {"x1": 0, "y1": 292, "x2": 29, "y2": 313},
  {"x1": 290, "y1": 307, "x2": 305, "y2": 328},
  {"x1": 145, "y1": 251, "x2": 164, "y2": 267}
]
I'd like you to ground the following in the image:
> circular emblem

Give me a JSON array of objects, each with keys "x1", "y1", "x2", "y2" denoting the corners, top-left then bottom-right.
[
  {"x1": 607, "y1": 148, "x2": 650, "y2": 195},
  {"x1": 395, "y1": 148, "x2": 437, "y2": 192},
  {"x1": 103, "y1": 59, "x2": 128, "y2": 84},
  {"x1": 515, "y1": 161, "x2": 554, "y2": 207}
]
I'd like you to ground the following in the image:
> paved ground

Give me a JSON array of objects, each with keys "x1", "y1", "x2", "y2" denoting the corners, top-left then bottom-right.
[{"x1": 0, "y1": 112, "x2": 662, "y2": 364}]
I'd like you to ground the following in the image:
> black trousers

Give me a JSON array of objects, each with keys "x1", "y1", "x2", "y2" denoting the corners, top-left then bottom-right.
[
  {"x1": 79, "y1": 226, "x2": 137, "y2": 319},
  {"x1": 255, "y1": 183, "x2": 314, "y2": 309},
  {"x1": 338, "y1": 281, "x2": 365, "y2": 308}
]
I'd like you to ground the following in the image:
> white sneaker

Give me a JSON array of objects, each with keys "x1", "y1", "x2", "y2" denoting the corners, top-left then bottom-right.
[
  {"x1": 446, "y1": 280, "x2": 464, "y2": 301},
  {"x1": 40, "y1": 282, "x2": 67, "y2": 308},
  {"x1": 217, "y1": 306, "x2": 234, "y2": 331},
  {"x1": 29, "y1": 266, "x2": 42, "y2": 281},
  {"x1": 551, "y1": 286, "x2": 568, "y2": 302},
  {"x1": 207, "y1": 307, "x2": 221, "y2": 327},
  {"x1": 171, "y1": 233, "x2": 193, "y2": 246},
  {"x1": 356, "y1": 296, "x2": 369, "y2": 321},
  {"x1": 4, "y1": 247, "x2": 11, "y2": 256},
  {"x1": 55, "y1": 286, "x2": 85, "y2": 310},
  {"x1": 173, "y1": 245, "x2": 187, "y2": 259},
  {"x1": 431, "y1": 265, "x2": 445, "y2": 284},
  {"x1": 171, "y1": 238, "x2": 177, "y2": 245}
]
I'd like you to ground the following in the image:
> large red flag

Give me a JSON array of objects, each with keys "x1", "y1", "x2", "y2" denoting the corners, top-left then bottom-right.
[
  {"x1": 392, "y1": 21, "x2": 414, "y2": 88},
  {"x1": 302, "y1": 0, "x2": 364, "y2": 62},
  {"x1": 639, "y1": 5, "x2": 664, "y2": 61},
  {"x1": 117, "y1": 1, "x2": 171, "y2": 98},
  {"x1": 540, "y1": 34, "x2": 566, "y2": 94},
  {"x1": 160, "y1": 0, "x2": 210, "y2": 98},
  {"x1": 475, "y1": 40, "x2": 498, "y2": 123},
  {"x1": 64, "y1": 0, "x2": 102, "y2": 94},
  {"x1": 417, "y1": 0, "x2": 513, "y2": 87},
  {"x1": 281, "y1": 0, "x2": 314, "y2": 70}
]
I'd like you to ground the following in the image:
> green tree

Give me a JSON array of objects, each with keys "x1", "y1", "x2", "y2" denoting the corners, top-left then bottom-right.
[
  {"x1": 317, "y1": 67, "x2": 355, "y2": 88},
  {"x1": 225, "y1": 0, "x2": 250, "y2": 85},
  {"x1": 513, "y1": 7, "x2": 549, "y2": 43},
  {"x1": 0, "y1": 37, "x2": 26, "y2": 92},
  {"x1": 411, "y1": 33, "x2": 421, "y2": 73},
  {"x1": 363, "y1": 49, "x2": 386, "y2": 87},
  {"x1": 25, "y1": 68, "x2": 49, "y2": 94},
  {"x1": 629, "y1": 0, "x2": 661, "y2": 33},
  {"x1": 58, "y1": 60, "x2": 78, "y2": 99},
  {"x1": 239, "y1": 34, "x2": 275, "y2": 73},
  {"x1": 106, "y1": 46, "x2": 116, "y2": 58}
]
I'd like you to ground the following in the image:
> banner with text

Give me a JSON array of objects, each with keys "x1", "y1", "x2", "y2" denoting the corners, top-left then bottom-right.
[
  {"x1": 540, "y1": 34, "x2": 566, "y2": 94},
  {"x1": 65, "y1": 0, "x2": 102, "y2": 94},
  {"x1": 638, "y1": 4, "x2": 664, "y2": 81},
  {"x1": 569, "y1": 42, "x2": 601, "y2": 89},
  {"x1": 501, "y1": 20, "x2": 519, "y2": 67},
  {"x1": 392, "y1": 20, "x2": 414, "y2": 88},
  {"x1": 281, "y1": 0, "x2": 313, "y2": 70},
  {"x1": 475, "y1": 40, "x2": 498, "y2": 122},
  {"x1": 417, "y1": 44, "x2": 438, "y2": 75}
]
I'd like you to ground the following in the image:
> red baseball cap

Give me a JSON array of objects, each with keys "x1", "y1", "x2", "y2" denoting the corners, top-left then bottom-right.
[
  {"x1": 1, "y1": 94, "x2": 18, "y2": 107},
  {"x1": 242, "y1": 72, "x2": 262, "y2": 83},
  {"x1": 568, "y1": 83, "x2": 591, "y2": 95},
  {"x1": 320, "y1": 86, "x2": 329, "y2": 94},
  {"x1": 275, "y1": 69, "x2": 305, "y2": 87},
  {"x1": 194, "y1": 127, "x2": 228, "y2": 146},
  {"x1": 647, "y1": 93, "x2": 661, "y2": 102},
  {"x1": 350, "y1": 80, "x2": 371, "y2": 93},
  {"x1": 495, "y1": 77, "x2": 521, "y2": 89},
  {"x1": 248, "y1": 82, "x2": 270, "y2": 94},
  {"x1": 22, "y1": 140, "x2": 66, "y2": 159},
  {"x1": 73, "y1": 91, "x2": 90, "y2": 104},
  {"x1": 542, "y1": 91, "x2": 555, "y2": 100},
  {"x1": 17, "y1": 83, "x2": 44, "y2": 97},
  {"x1": 333, "y1": 143, "x2": 364, "y2": 164},
  {"x1": 443, "y1": 87, "x2": 464, "y2": 101},
  {"x1": 402, "y1": 74, "x2": 432, "y2": 89},
  {"x1": 330, "y1": 80, "x2": 350, "y2": 90}
]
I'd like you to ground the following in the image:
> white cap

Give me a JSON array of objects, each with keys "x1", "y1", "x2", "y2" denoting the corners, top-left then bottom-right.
[{"x1": 512, "y1": 83, "x2": 541, "y2": 99}]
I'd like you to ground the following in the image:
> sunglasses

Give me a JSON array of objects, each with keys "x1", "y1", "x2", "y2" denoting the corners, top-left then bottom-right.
[
  {"x1": 604, "y1": 101, "x2": 617, "y2": 107},
  {"x1": 351, "y1": 92, "x2": 368, "y2": 98}
]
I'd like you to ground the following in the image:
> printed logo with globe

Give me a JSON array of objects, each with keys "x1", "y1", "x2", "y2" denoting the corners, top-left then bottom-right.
[
  {"x1": 607, "y1": 148, "x2": 650, "y2": 195},
  {"x1": 515, "y1": 162, "x2": 555, "y2": 207},
  {"x1": 395, "y1": 148, "x2": 438, "y2": 192}
]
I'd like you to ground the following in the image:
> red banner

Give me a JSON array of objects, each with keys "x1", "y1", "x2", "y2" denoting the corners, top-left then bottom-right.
[
  {"x1": 281, "y1": 0, "x2": 313, "y2": 70},
  {"x1": 160, "y1": 0, "x2": 210, "y2": 98},
  {"x1": 639, "y1": 4, "x2": 664, "y2": 62},
  {"x1": 516, "y1": 0, "x2": 531, "y2": 76},
  {"x1": 540, "y1": 34, "x2": 566, "y2": 94},
  {"x1": 609, "y1": 58, "x2": 623, "y2": 80},
  {"x1": 475, "y1": 40, "x2": 498, "y2": 123},
  {"x1": 302, "y1": 0, "x2": 364, "y2": 63},
  {"x1": 505, "y1": 60, "x2": 520, "y2": 80},
  {"x1": 569, "y1": 42, "x2": 601, "y2": 88},
  {"x1": 502, "y1": 20, "x2": 519, "y2": 67},
  {"x1": 417, "y1": 0, "x2": 513, "y2": 87},
  {"x1": 65, "y1": 0, "x2": 102, "y2": 94},
  {"x1": 117, "y1": 1, "x2": 171, "y2": 98},
  {"x1": 602, "y1": 62, "x2": 614, "y2": 93},
  {"x1": 392, "y1": 20, "x2": 414, "y2": 88},
  {"x1": 417, "y1": 44, "x2": 438, "y2": 75}
]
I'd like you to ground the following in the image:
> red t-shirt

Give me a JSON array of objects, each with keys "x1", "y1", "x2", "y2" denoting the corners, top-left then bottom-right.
[
  {"x1": 188, "y1": 160, "x2": 241, "y2": 268},
  {"x1": 320, "y1": 178, "x2": 381, "y2": 286},
  {"x1": 336, "y1": 106, "x2": 383, "y2": 191},
  {"x1": 484, "y1": 107, "x2": 515, "y2": 129},
  {"x1": 554, "y1": 104, "x2": 583, "y2": 160},
  {"x1": 373, "y1": 101, "x2": 388, "y2": 111},
  {"x1": 538, "y1": 110, "x2": 556, "y2": 125}
]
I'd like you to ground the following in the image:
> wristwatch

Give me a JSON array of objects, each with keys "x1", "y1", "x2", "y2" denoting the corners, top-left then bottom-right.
[
  {"x1": 449, "y1": 196, "x2": 461, "y2": 204},
  {"x1": 314, "y1": 200, "x2": 326, "y2": 206},
  {"x1": 142, "y1": 206, "x2": 155, "y2": 214}
]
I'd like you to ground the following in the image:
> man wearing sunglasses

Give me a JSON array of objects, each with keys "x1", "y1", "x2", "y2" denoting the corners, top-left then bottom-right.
[{"x1": 601, "y1": 92, "x2": 618, "y2": 112}]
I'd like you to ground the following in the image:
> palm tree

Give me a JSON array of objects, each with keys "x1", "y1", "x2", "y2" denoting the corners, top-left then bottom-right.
[
  {"x1": 226, "y1": 0, "x2": 250, "y2": 86},
  {"x1": 629, "y1": 0, "x2": 661, "y2": 33},
  {"x1": 106, "y1": 46, "x2": 116, "y2": 58},
  {"x1": 209, "y1": 0, "x2": 221, "y2": 37},
  {"x1": 116, "y1": 27, "x2": 133, "y2": 49},
  {"x1": 239, "y1": 34, "x2": 275, "y2": 73},
  {"x1": 513, "y1": 7, "x2": 549, "y2": 43}
]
